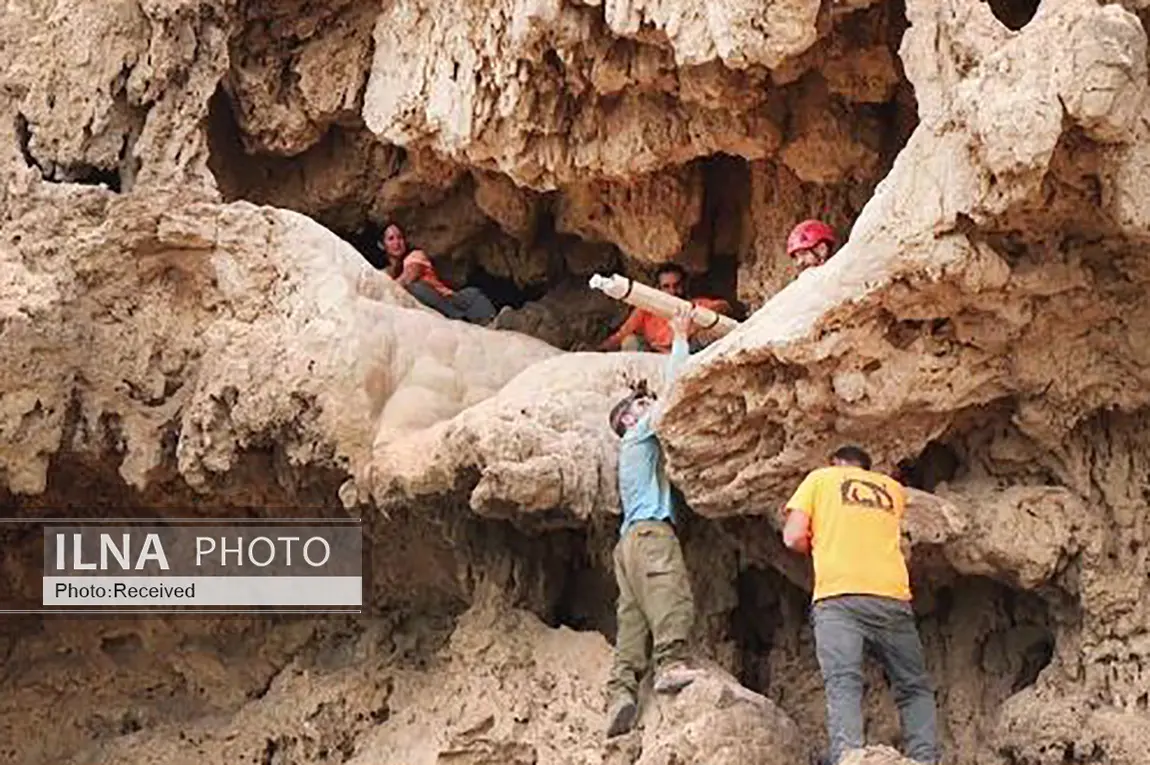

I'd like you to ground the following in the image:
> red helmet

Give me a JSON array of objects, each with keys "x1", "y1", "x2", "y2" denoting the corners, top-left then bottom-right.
[{"x1": 786, "y1": 220, "x2": 837, "y2": 257}]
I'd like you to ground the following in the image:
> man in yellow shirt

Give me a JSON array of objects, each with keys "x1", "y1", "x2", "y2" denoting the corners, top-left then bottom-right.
[{"x1": 782, "y1": 446, "x2": 939, "y2": 765}]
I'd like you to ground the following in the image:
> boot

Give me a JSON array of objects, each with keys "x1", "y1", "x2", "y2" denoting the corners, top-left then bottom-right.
[
  {"x1": 653, "y1": 661, "x2": 699, "y2": 694},
  {"x1": 605, "y1": 696, "x2": 638, "y2": 738}
]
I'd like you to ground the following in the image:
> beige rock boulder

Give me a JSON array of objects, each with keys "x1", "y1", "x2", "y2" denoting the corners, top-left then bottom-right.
[
  {"x1": 2, "y1": 0, "x2": 229, "y2": 190},
  {"x1": 556, "y1": 165, "x2": 705, "y2": 263},
  {"x1": 839, "y1": 746, "x2": 917, "y2": 765},
  {"x1": 0, "y1": 187, "x2": 558, "y2": 496},
  {"x1": 364, "y1": 349, "x2": 672, "y2": 525},
  {"x1": 620, "y1": 665, "x2": 808, "y2": 765},
  {"x1": 50, "y1": 603, "x2": 811, "y2": 765},
  {"x1": 227, "y1": 0, "x2": 378, "y2": 156},
  {"x1": 360, "y1": 0, "x2": 795, "y2": 192}
]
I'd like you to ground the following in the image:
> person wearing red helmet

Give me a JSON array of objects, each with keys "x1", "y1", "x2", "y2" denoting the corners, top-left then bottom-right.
[{"x1": 786, "y1": 219, "x2": 837, "y2": 273}]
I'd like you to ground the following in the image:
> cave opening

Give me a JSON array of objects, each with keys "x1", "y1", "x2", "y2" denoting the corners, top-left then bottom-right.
[
  {"x1": 689, "y1": 154, "x2": 753, "y2": 318},
  {"x1": 729, "y1": 564, "x2": 794, "y2": 695},
  {"x1": 984, "y1": 0, "x2": 1040, "y2": 31},
  {"x1": 205, "y1": 84, "x2": 251, "y2": 205},
  {"x1": 897, "y1": 440, "x2": 963, "y2": 491},
  {"x1": 15, "y1": 112, "x2": 124, "y2": 192},
  {"x1": 198, "y1": 0, "x2": 927, "y2": 353},
  {"x1": 546, "y1": 525, "x2": 619, "y2": 635}
]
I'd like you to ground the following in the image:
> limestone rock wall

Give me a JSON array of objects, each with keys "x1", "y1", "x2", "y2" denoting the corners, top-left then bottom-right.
[{"x1": 2, "y1": 0, "x2": 1150, "y2": 764}]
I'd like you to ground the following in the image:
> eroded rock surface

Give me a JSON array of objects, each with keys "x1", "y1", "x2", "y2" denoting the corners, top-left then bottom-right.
[
  {"x1": 2, "y1": 0, "x2": 1150, "y2": 763},
  {"x1": 0, "y1": 188, "x2": 557, "y2": 496},
  {"x1": 0, "y1": 603, "x2": 808, "y2": 765}
]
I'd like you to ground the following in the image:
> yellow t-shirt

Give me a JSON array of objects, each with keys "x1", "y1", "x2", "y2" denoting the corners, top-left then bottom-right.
[{"x1": 786, "y1": 465, "x2": 911, "y2": 603}]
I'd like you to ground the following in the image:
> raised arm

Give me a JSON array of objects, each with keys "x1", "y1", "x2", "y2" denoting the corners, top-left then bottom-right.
[{"x1": 646, "y1": 306, "x2": 693, "y2": 424}]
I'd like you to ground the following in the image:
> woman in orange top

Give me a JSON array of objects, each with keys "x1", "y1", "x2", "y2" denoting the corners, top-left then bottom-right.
[{"x1": 380, "y1": 223, "x2": 498, "y2": 325}]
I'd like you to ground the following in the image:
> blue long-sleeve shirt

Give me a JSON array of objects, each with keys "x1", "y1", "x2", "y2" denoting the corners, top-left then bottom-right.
[{"x1": 618, "y1": 336, "x2": 690, "y2": 534}]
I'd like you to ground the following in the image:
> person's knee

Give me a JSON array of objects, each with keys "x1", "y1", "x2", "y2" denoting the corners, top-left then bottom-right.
[
  {"x1": 456, "y1": 287, "x2": 497, "y2": 323},
  {"x1": 894, "y1": 669, "x2": 936, "y2": 699},
  {"x1": 621, "y1": 335, "x2": 644, "y2": 352},
  {"x1": 405, "y1": 281, "x2": 436, "y2": 302}
]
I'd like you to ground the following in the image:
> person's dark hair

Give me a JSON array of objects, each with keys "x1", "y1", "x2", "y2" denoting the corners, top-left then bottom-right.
[
  {"x1": 609, "y1": 381, "x2": 654, "y2": 437},
  {"x1": 831, "y1": 445, "x2": 872, "y2": 470},
  {"x1": 609, "y1": 395, "x2": 633, "y2": 437},
  {"x1": 379, "y1": 221, "x2": 408, "y2": 277},
  {"x1": 655, "y1": 263, "x2": 687, "y2": 281}
]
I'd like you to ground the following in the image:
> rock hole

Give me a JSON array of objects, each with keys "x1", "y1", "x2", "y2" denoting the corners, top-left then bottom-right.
[
  {"x1": 729, "y1": 565, "x2": 788, "y2": 694},
  {"x1": 100, "y1": 633, "x2": 143, "y2": 661},
  {"x1": 542, "y1": 49, "x2": 564, "y2": 75},
  {"x1": 206, "y1": 84, "x2": 254, "y2": 204},
  {"x1": 691, "y1": 154, "x2": 752, "y2": 319},
  {"x1": 15, "y1": 112, "x2": 123, "y2": 191},
  {"x1": 547, "y1": 528, "x2": 618, "y2": 636},
  {"x1": 1010, "y1": 627, "x2": 1054, "y2": 693},
  {"x1": 984, "y1": 0, "x2": 1040, "y2": 31},
  {"x1": 118, "y1": 712, "x2": 142, "y2": 735},
  {"x1": 896, "y1": 441, "x2": 962, "y2": 491},
  {"x1": 14, "y1": 112, "x2": 43, "y2": 175},
  {"x1": 884, "y1": 317, "x2": 926, "y2": 351}
]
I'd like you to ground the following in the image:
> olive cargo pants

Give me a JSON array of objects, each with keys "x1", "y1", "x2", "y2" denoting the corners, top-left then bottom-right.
[{"x1": 606, "y1": 520, "x2": 695, "y2": 701}]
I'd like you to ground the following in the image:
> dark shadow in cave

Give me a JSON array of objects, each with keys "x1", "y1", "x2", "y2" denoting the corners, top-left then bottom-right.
[
  {"x1": 726, "y1": 560, "x2": 1057, "y2": 758},
  {"x1": 205, "y1": 84, "x2": 249, "y2": 203},
  {"x1": 467, "y1": 265, "x2": 547, "y2": 311},
  {"x1": 343, "y1": 223, "x2": 389, "y2": 269},
  {"x1": 688, "y1": 154, "x2": 752, "y2": 319},
  {"x1": 985, "y1": 0, "x2": 1040, "y2": 31},
  {"x1": 547, "y1": 525, "x2": 619, "y2": 635},
  {"x1": 897, "y1": 440, "x2": 962, "y2": 491},
  {"x1": 729, "y1": 565, "x2": 792, "y2": 693},
  {"x1": 15, "y1": 112, "x2": 125, "y2": 192}
]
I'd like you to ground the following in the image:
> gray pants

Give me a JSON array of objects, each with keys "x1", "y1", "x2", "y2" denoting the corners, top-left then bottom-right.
[
  {"x1": 812, "y1": 595, "x2": 939, "y2": 764},
  {"x1": 406, "y1": 281, "x2": 497, "y2": 324}
]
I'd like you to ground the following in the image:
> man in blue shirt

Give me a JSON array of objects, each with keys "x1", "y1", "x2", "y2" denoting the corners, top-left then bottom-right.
[{"x1": 604, "y1": 306, "x2": 700, "y2": 738}]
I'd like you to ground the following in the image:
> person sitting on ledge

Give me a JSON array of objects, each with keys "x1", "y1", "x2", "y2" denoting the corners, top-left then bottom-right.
[
  {"x1": 380, "y1": 222, "x2": 498, "y2": 325},
  {"x1": 598, "y1": 263, "x2": 732, "y2": 354}
]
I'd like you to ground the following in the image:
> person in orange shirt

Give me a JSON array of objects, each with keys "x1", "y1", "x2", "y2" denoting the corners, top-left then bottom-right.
[
  {"x1": 380, "y1": 223, "x2": 498, "y2": 325},
  {"x1": 782, "y1": 446, "x2": 939, "y2": 765},
  {"x1": 598, "y1": 264, "x2": 732, "y2": 353}
]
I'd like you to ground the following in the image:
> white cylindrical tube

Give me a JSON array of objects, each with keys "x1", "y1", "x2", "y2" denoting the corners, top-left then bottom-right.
[{"x1": 589, "y1": 273, "x2": 740, "y2": 336}]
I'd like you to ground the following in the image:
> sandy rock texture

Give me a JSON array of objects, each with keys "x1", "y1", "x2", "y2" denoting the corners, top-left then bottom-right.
[
  {"x1": 2, "y1": 0, "x2": 1150, "y2": 764},
  {"x1": 0, "y1": 187, "x2": 557, "y2": 497},
  {"x1": 655, "y1": 0, "x2": 1150, "y2": 762},
  {"x1": 0, "y1": 602, "x2": 808, "y2": 765}
]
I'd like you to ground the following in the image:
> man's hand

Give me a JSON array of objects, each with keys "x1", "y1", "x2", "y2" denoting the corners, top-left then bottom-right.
[
  {"x1": 782, "y1": 508, "x2": 812, "y2": 555},
  {"x1": 669, "y1": 305, "x2": 694, "y2": 338}
]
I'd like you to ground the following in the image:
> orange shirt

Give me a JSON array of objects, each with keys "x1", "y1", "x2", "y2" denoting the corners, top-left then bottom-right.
[
  {"x1": 785, "y1": 465, "x2": 911, "y2": 603},
  {"x1": 610, "y1": 297, "x2": 731, "y2": 353},
  {"x1": 402, "y1": 251, "x2": 454, "y2": 297}
]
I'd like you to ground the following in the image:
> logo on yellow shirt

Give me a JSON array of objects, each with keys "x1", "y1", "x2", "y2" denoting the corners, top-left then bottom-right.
[{"x1": 839, "y1": 478, "x2": 896, "y2": 512}]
